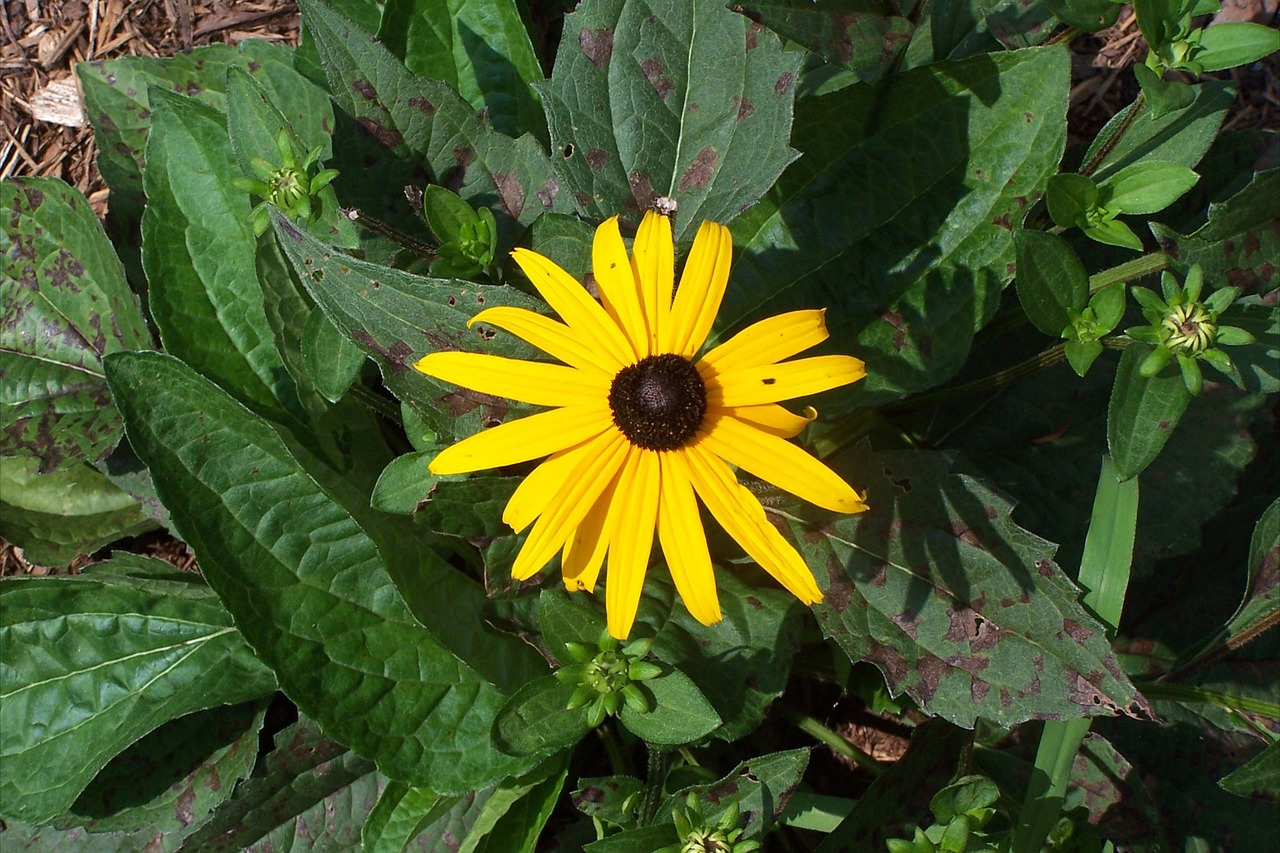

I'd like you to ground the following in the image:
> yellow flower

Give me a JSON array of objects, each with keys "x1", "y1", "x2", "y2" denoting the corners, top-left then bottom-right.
[{"x1": 415, "y1": 211, "x2": 868, "y2": 638}]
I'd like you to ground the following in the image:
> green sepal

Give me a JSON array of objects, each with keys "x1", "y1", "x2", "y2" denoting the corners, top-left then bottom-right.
[
  {"x1": 1177, "y1": 353, "x2": 1203, "y2": 394},
  {"x1": 1203, "y1": 285, "x2": 1240, "y2": 315},
  {"x1": 1125, "y1": 325, "x2": 1163, "y2": 344},
  {"x1": 1090, "y1": 284, "x2": 1127, "y2": 332},
  {"x1": 1215, "y1": 325, "x2": 1255, "y2": 346},
  {"x1": 1138, "y1": 344, "x2": 1175, "y2": 377}
]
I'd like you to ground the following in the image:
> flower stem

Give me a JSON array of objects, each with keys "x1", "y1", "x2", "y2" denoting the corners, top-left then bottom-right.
[
  {"x1": 883, "y1": 344, "x2": 1068, "y2": 416},
  {"x1": 342, "y1": 207, "x2": 438, "y2": 259},
  {"x1": 1134, "y1": 682, "x2": 1280, "y2": 721},
  {"x1": 1080, "y1": 91, "x2": 1147, "y2": 178},
  {"x1": 1088, "y1": 251, "x2": 1168, "y2": 294},
  {"x1": 775, "y1": 703, "x2": 883, "y2": 776},
  {"x1": 638, "y1": 744, "x2": 670, "y2": 827}
]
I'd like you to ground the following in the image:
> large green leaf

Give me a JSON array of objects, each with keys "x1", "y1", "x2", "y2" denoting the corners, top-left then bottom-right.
[
  {"x1": 178, "y1": 716, "x2": 380, "y2": 852},
  {"x1": 1080, "y1": 80, "x2": 1235, "y2": 181},
  {"x1": 76, "y1": 40, "x2": 333, "y2": 230},
  {"x1": 801, "y1": 447, "x2": 1149, "y2": 727},
  {"x1": 538, "y1": 0, "x2": 801, "y2": 241},
  {"x1": 104, "y1": 351, "x2": 531, "y2": 792},
  {"x1": 299, "y1": 0, "x2": 564, "y2": 229},
  {"x1": 1152, "y1": 168, "x2": 1279, "y2": 299},
  {"x1": 659, "y1": 749, "x2": 809, "y2": 840},
  {"x1": 1107, "y1": 343, "x2": 1191, "y2": 481},
  {"x1": 0, "y1": 557, "x2": 277, "y2": 824},
  {"x1": 737, "y1": 0, "x2": 914, "y2": 83},
  {"x1": 1, "y1": 177, "x2": 151, "y2": 471},
  {"x1": 0, "y1": 457, "x2": 154, "y2": 568},
  {"x1": 59, "y1": 700, "x2": 266, "y2": 835},
  {"x1": 272, "y1": 214, "x2": 543, "y2": 441},
  {"x1": 141, "y1": 88, "x2": 303, "y2": 420},
  {"x1": 378, "y1": 0, "x2": 545, "y2": 139},
  {"x1": 728, "y1": 46, "x2": 1069, "y2": 405}
]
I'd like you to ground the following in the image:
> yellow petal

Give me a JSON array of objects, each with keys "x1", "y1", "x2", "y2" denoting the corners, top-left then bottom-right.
[
  {"x1": 668, "y1": 219, "x2": 732, "y2": 358},
  {"x1": 561, "y1": 471, "x2": 621, "y2": 593},
  {"x1": 713, "y1": 404, "x2": 816, "y2": 438},
  {"x1": 510, "y1": 248, "x2": 633, "y2": 368},
  {"x1": 632, "y1": 210, "x2": 674, "y2": 355},
  {"x1": 428, "y1": 404, "x2": 611, "y2": 475},
  {"x1": 415, "y1": 352, "x2": 608, "y2": 407},
  {"x1": 698, "y1": 309, "x2": 829, "y2": 373},
  {"x1": 469, "y1": 306, "x2": 613, "y2": 378},
  {"x1": 511, "y1": 428, "x2": 629, "y2": 580},
  {"x1": 504, "y1": 440, "x2": 594, "y2": 533},
  {"x1": 706, "y1": 355, "x2": 866, "y2": 407},
  {"x1": 592, "y1": 217, "x2": 647, "y2": 360},
  {"x1": 657, "y1": 452, "x2": 721, "y2": 626},
  {"x1": 605, "y1": 448, "x2": 660, "y2": 639},
  {"x1": 684, "y1": 444, "x2": 822, "y2": 604},
  {"x1": 699, "y1": 413, "x2": 868, "y2": 514}
]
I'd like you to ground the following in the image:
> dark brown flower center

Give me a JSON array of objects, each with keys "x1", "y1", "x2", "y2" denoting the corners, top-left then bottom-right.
[{"x1": 608, "y1": 354, "x2": 707, "y2": 451}]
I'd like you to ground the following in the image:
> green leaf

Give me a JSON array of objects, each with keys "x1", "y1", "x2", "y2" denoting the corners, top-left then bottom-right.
[
  {"x1": 364, "y1": 783, "x2": 450, "y2": 853},
  {"x1": 371, "y1": 450, "x2": 443, "y2": 514},
  {"x1": 0, "y1": 556, "x2": 277, "y2": 824},
  {"x1": 1065, "y1": 339, "x2": 1104, "y2": 377},
  {"x1": 493, "y1": 676, "x2": 589, "y2": 757},
  {"x1": 585, "y1": 824, "x2": 679, "y2": 852},
  {"x1": 1220, "y1": 739, "x2": 1280, "y2": 799},
  {"x1": 299, "y1": 0, "x2": 563, "y2": 228},
  {"x1": 104, "y1": 351, "x2": 532, "y2": 792},
  {"x1": 1152, "y1": 169, "x2": 1279, "y2": 303},
  {"x1": 803, "y1": 447, "x2": 1150, "y2": 727},
  {"x1": 472, "y1": 754, "x2": 570, "y2": 853},
  {"x1": 377, "y1": 0, "x2": 545, "y2": 139},
  {"x1": 1081, "y1": 81, "x2": 1235, "y2": 182},
  {"x1": 1220, "y1": 498, "x2": 1280, "y2": 654},
  {"x1": 526, "y1": 212, "x2": 595, "y2": 278},
  {"x1": 76, "y1": 40, "x2": 333, "y2": 230},
  {"x1": 59, "y1": 701, "x2": 265, "y2": 834},
  {"x1": 660, "y1": 749, "x2": 810, "y2": 840},
  {"x1": 1195, "y1": 21, "x2": 1280, "y2": 73},
  {"x1": 572, "y1": 776, "x2": 643, "y2": 828},
  {"x1": 1082, "y1": 216, "x2": 1143, "y2": 251},
  {"x1": 300, "y1": 307, "x2": 367, "y2": 402},
  {"x1": 422, "y1": 184, "x2": 481, "y2": 244},
  {"x1": 922, "y1": 0, "x2": 1057, "y2": 63},
  {"x1": 178, "y1": 716, "x2": 380, "y2": 851},
  {"x1": 1013, "y1": 230, "x2": 1090, "y2": 337},
  {"x1": 818, "y1": 720, "x2": 968, "y2": 852},
  {"x1": 1044, "y1": 0, "x2": 1120, "y2": 31},
  {"x1": 617, "y1": 669, "x2": 721, "y2": 746},
  {"x1": 1132, "y1": 63, "x2": 1195, "y2": 120},
  {"x1": 141, "y1": 87, "x2": 303, "y2": 420},
  {"x1": 537, "y1": 0, "x2": 802, "y2": 241},
  {"x1": 728, "y1": 46, "x2": 1068, "y2": 404},
  {"x1": 1107, "y1": 343, "x2": 1192, "y2": 480},
  {"x1": 1046, "y1": 172, "x2": 1098, "y2": 228},
  {"x1": 735, "y1": 1, "x2": 914, "y2": 82},
  {"x1": 1061, "y1": 732, "x2": 1162, "y2": 833},
  {"x1": 0, "y1": 457, "x2": 154, "y2": 567},
  {"x1": 1, "y1": 177, "x2": 151, "y2": 471},
  {"x1": 271, "y1": 212, "x2": 544, "y2": 442},
  {"x1": 1097, "y1": 161, "x2": 1200, "y2": 215}
]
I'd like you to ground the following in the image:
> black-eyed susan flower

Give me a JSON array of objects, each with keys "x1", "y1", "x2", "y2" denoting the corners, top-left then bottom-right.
[{"x1": 415, "y1": 210, "x2": 868, "y2": 638}]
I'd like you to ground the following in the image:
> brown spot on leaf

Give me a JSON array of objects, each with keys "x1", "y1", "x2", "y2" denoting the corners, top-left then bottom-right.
[
  {"x1": 537, "y1": 177, "x2": 561, "y2": 210},
  {"x1": 351, "y1": 329, "x2": 413, "y2": 372},
  {"x1": 494, "y1": 171, "x2": 525, "y2": 219},
  {"x1": 891, "y1": 609, "x2": 921, "y2": 638},
  {"x1": 408, "y1": 96, "x2": 435, "y2": 114},
  {"x1": 913, "y1": 654, "x2": 947, "y2": 703},
  {"x1": 356, "y1": 117, "x2": 403, "y2": 149},
  {"x1": 1036, "y1": 559, "x2": 1054, "y2": 578},
  {"x1": 628, "y1": 171, "x2": 658, "y2": 211},
  {"x1": 992, "y1": 213, "x2": 1013, "y2": 230},
  {"x1": 865, "y1": 639, "x2": 907, "y2": 684},
  {"x1": 824, "y1": 555, "x2": 853, "y2": 612},
  {"x1": 640, "y1": 59, "x2": 673, "y2": 98},
  {"x1": 774, "y1": 71, "x2": 795, "y2": 95},
  {"x1": 586, "y1": 148, "x2": 611, "y2": 171},
  {"x1": 1063, "y1": 619, "x2": 1092, "y2": 643},
  {"x1": 352, "y1": 79, "x2": 377, "y2": 100},
  {"x1": 734, "y1": 95, "x2": 755, "y2": 122},
  {"x1": 580, "y1": 27, "x2": 614, "y2": 68},
  {"x1": 679, "y1": 146, "x2": 717, "y2": 191}
]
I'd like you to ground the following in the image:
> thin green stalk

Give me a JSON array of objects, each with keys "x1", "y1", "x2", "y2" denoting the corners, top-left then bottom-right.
[
  {"x1": 1088, "y1": 251, "x2": 1168, "y2": 294},
  {"x1": 1012, "y1": 457, "x2": 1138, "y2": 853},
  {"x1": 638, "y1": 744, "x2": 670, "y2": 827},
  {"x1": 1135, "y1": 682, "x2": 1280, "y2": 721},
  {"x1": 776, "y1": 703, "x2": 884, "y2": 776},
  {"x1": 883, "y1": 344, "x2": 1067, "y2": 416}
]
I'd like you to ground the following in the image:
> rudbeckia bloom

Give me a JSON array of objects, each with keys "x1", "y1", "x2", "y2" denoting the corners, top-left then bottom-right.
[{"x1": 416, "y1": 210, "x2": 868, "y2": 638}]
